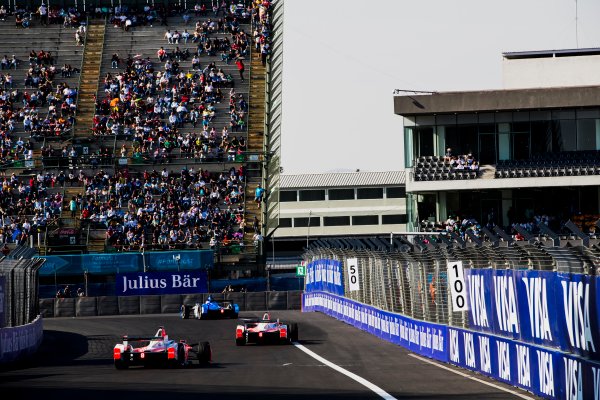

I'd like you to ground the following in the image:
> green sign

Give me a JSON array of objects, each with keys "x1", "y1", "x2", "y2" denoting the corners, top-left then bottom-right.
[{"x1": 296, "y1": 266, "x2": 306, "y2": 276}]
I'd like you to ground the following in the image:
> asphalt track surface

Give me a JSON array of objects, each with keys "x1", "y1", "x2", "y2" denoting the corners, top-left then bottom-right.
[{"x1": 1, "y1": 311, "x2": 538, "y2": 399}]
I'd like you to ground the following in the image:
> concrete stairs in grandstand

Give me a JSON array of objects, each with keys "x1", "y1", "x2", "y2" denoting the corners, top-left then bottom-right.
[{"x1": 74, "y1": 19, "x2": 106, "y2": 139}]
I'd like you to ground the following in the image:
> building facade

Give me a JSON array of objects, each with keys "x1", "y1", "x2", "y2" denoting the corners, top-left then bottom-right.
[{"x1": 395, "y1": 49, "x2": 600, "y2": 233}]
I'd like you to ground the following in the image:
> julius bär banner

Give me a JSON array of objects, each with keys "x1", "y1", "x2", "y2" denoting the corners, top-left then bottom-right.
[{"x1": 116, "y1": 270, "x2": 208, "y2": 296}]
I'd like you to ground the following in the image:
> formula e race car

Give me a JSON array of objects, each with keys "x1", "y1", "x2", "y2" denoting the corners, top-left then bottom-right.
[
  {"x1": 113, "y1": 326, "x2": 211, "y2": 369},
  {"x1": 235, "y1": 313, "x2": 298, "y2": 345},
  {"x1": 180, "y1": 296, "x2": 239, "y2": 320}
]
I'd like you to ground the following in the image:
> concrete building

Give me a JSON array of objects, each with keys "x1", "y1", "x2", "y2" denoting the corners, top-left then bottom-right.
[
  {"x1": 394, "y1": 48, "x2": 600, "y2": 233},
  {"x1": 268, "y1": 171, "x2": 407, "y2": 260}
]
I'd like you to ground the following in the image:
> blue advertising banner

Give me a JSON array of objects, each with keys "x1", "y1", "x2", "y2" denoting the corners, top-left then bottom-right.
[
  {"x1": 38, "y1": 250, "x2": 214, "y2": 276},
  {"x1": 304, "y1": 290, "x2": 600, "y2": 400},
  {"x1": 0, "y1": 316, "x2": 44, "y2": 363},
  {"x1": 554, "y1": 272, "x2": 599, "y2": 360},
  {"x1": 303, "y1": 292, "x2": 447, "y2": 362},
  {"x1": 116, "y1": 270, "x2": 208, "y2": 296},
  {"x1": 305, "y1": 259, "x2": 344, "y2": 296},
  {"x1": 464, "y1": 268, "x2": 600, "y2": 362},
  {"x1": 0, "y1": 276, "x2": 5, "y2": 328}
]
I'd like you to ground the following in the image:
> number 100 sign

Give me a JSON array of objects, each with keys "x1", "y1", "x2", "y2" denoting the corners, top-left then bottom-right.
[{"x1": 447, "y1": 261, "x2": 469, "y2": 312}]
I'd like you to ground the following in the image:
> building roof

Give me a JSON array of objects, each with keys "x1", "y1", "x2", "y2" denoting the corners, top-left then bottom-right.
[
  {"x1": 503, "y1": 47, "x2": 600, "y2": 59},
  {"x1": 393, "y1": 85, "x2": 600, "y2": 116},
  {"x1": 280, "y1": 171, "x2": 405, "y2": 189}
]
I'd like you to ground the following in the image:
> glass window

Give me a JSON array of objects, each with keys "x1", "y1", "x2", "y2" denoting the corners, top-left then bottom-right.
[
  {"x1": 386, "y1": 187, "x2": 406, "y2": 198},
  {"x1": 553, "y1": 120, "x2": 576, "y2": 151},
  {"x1": 577, "y1": 119, "x2": 597, "y2": 150},
  {"x1": 457, "y1": 114, "x2": 477, "y2": 124},
  {"x1": 299, "y1": 190, "x2": 325, "y2": 201},
  {"x1": 294, "y1": 217, "x2": 320, "y2": 227},
  {"x1": 323, "y1": 216, "x2": 350, "y2": 226},
  {"x1": 279, "y1": 218, "x2": 292, "y2": 228},
  {"x1": 280, "y1": 190, "x2": 297, "y2": 202},
  {"x1": 329, "y1": 188, "x2": 355, "y2": 200},
  {"x1": 382, "y1": 214, "x2": 408, "y2": 224},
  {"x1": 436, "y1": 114, "x2": 456, "y2": 125},
  {"x1": 357, "y1": 188, "x2": 384, "y2": 199},
  {"x1": 531, "y1": 121, "x2": 552, "y2": 155},
  {"x1": 352, "y1": 215, "x2": 379, "y2": 225}
]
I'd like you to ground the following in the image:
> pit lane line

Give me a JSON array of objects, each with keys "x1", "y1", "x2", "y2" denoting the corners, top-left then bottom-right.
[{"x1": 293, "y1": 342, "x2": 397, "y2": 400}]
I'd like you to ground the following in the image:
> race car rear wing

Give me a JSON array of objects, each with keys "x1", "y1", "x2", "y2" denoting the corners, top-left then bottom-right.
[{"x1": 121, "y1": 335, "x2": 164, "y2": 342}]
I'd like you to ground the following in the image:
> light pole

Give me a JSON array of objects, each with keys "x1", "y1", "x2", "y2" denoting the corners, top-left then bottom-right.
[{"x1": 306, "y1": 210, "x2": 312, "y2": 248}]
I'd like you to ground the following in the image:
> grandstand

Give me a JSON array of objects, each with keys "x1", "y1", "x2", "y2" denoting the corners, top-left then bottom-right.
[{"x1": 0, "y1": 1, "x2": 279, "y2": 269}]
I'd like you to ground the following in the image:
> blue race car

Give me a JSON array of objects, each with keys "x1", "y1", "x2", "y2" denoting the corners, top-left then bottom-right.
[{"x1": 180, "y1": 296, "x2": 240, "y2": 320}]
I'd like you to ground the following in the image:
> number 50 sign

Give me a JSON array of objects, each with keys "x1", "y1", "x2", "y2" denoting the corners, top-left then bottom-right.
[
  {"x1": 447, "y1": 261, "x2": 469, "y2": 312},
  {"x1": 346, "y1": 258, "x2": 360, "y2": 291}
]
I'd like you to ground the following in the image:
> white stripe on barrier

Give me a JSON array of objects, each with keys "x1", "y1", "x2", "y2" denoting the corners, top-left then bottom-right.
[
  {"x1": 293, "y1": 342, "x2": 397, "y2": 400},
  {"x1": 407, "y1": 353, "x2": 535, "y2": 400}
]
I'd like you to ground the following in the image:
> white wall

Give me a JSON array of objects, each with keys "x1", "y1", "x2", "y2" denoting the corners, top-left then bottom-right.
[{"x1": 503, "y1": 55, "x2": 600, "y2": 89}]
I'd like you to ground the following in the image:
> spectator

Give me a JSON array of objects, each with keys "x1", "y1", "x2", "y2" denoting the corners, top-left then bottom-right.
[{"x1": 235, "y1": 59, "x2": 245, "y2": 81}]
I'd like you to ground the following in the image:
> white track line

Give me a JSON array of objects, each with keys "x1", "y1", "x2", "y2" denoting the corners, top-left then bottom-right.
[
  {"x1": 408, "y1": 353, "x2": 535, "y2": 400},
  {"x1": 293, "y1": 342, "x2": 397, "y2": 400}
]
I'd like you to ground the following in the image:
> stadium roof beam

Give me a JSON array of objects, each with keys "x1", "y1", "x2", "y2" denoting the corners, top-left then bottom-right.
[
  {"x1": 564, "y1": 220, "x2": 590, "y2": 248},
  {"x1": 493, "y1": 225, "x2": 514, "y2": 245},
  {"x1": 448, "y1": 232, "x2": 466, "y2": 248},
  {"x1": 466, "y1": 230, "x2": 483, "y2": 247},
  {"x1": 537, "y1": 223, "x2": 560, "y2": 247},
  {"x1": 512, "y1": 224, "x2": 536, "y2": 245},
  {"x1": 481, "y1": 227, "x2": 500, "y2": 247}
]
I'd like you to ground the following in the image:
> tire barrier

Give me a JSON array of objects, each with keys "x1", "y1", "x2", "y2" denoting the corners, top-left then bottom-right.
[
  {"x1": 245, "y1": 292, "x2": 267, "y2": 311},
  {"x1": 160, "y1": 294, "x2": 182, "y2": 314},
  {"x1": 97, "y1": 296, "x2": 119, "y2": 316},
  {"x1": 54, "y1": 298, "x2": 76, "y2": 318},
  {"x1": 140, "y1": 296, "x2": 161, "y2": 315},
  {"x1": 75, "y1": 297, "x2": 97, "y2": 317},
  {"x1": 39, "y1": 291, "x2": 303, "y2": 318},
  {"x1": 0, "y1": 315, "x2": 43, "y2": 364},
  {"x1": 117, "y1": 296, "x2": 140, "y2": 315}
]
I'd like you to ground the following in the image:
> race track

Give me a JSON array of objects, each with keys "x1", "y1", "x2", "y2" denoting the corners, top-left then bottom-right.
[{"x1": 1, "y1": 311, "x2": 537, "y2": 399}]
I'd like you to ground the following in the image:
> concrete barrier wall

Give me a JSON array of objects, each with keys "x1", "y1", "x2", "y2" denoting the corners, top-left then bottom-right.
[{"x1": 40, "y1": 291, "x2": 303, "y2": 318}]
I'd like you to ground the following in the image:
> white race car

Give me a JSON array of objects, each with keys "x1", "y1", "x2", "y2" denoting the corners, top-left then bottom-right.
[{"x1": 113, "y1": 326, "x2": 211, "y2": 369}]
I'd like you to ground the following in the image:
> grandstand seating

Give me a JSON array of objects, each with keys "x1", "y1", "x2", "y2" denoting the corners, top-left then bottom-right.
[
  {"x1": 0, "y1": 2, "x2": 272, "y2": 261},
  {"x1": 494, "y1": 150, "x2": 600, "y2": 178},
  {"x1": 413, "y1": 156, "x2": 479, "y2": 181}
]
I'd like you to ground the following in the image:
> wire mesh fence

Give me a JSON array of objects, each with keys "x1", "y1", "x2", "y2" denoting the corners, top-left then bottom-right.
[
  {"x1": 0, "y1": 256, "x2": 45, "y2": 327},
  {"x1": 303, "y1": 239, "x2": 600, "y2": 329}
]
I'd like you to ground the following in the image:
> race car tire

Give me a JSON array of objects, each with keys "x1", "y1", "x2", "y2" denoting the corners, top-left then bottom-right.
[
  {"x1": 180, "y1": 304, "x2": 190, "y2": 319},
  {"x1": 177, "y1": 344, "x2": 186, "y2": 367},
  {"x1": 198, "y1": 341, "x2": 211, "y2": 363},
  {"x1": 231, "y1": 313, "x2": 238, "y2": 319},
  {"x1": 289, "y1": 323, "x2": 299, "y2": 342},
  {"x1": 114, "y1": 360, "x2": 129, "y2": 370},
  {"x1": 235, "y1": 337, "x2": 246, "y2": 346}
]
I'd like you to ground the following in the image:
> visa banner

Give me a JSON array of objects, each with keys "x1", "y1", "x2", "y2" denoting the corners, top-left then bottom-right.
[
  {"x1": 303, "y1": 292, "x2": 447, "y2": 362},
  {"x1": 304, "y1": 290, "x2": 600, "y2": 400},
  {"x1": 116, "y1": 270, "x2": 208, "y2": 296},
  {"x1": 465, "y1": 269, "x2": 600, "y2": 362}
]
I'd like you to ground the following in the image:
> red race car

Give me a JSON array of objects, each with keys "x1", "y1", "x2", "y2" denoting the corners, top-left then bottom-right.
[
  {"x1": 235, "y1": 313, "x2": 298, "y2": 346},
  {"x1": 113, "y1": 326, "x2": 211, "y2": 369}
]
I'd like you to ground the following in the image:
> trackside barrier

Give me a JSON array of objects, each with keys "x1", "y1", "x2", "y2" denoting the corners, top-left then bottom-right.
[
  {"x1": 0, "y1": 315, "x2": 43, "y2": 364},
  {"x1": 303, "y1": 292, "x2": 600, "y2": 400},
  {"x1": 40, "y1": 291, "x2": 303, "y2": 318}
]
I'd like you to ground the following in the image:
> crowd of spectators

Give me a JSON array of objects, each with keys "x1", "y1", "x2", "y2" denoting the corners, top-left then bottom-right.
[
  {"x1": 0, "y1": 171, "x2": 62, "y2": 245},
  {"x1": 89, "y1": 3, "x2": 259, "y2": 166},
  {"x1": 73, "y1": 166, "x2": 247, "y2": 252},
  {"x1": 444, "y1": 147, "x2": 479, "y2": 171}
]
